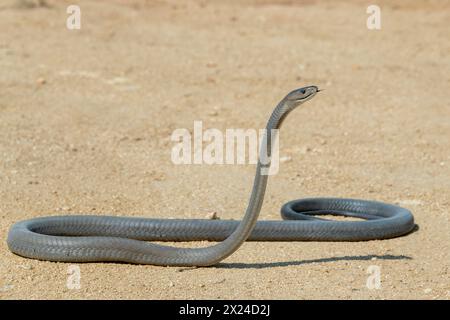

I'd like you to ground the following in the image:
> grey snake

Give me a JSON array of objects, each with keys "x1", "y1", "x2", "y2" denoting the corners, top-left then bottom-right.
[{"x1": 7, "y1": 86, "x2": 415, "y2": 266}]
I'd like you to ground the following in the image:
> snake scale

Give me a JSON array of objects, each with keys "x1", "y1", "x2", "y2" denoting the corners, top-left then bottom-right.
[{"x1": 7, "y1": 86, "x2": 415, "y2": 266}]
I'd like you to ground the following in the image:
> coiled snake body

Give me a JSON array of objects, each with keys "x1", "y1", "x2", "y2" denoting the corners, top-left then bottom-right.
[{"x1": 7, "y1": 86, "x2": 415, "y2": 266}]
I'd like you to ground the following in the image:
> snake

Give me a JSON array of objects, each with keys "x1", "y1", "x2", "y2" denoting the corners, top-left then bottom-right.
[{"x1": 7, "y1": 86, "x2": 415, "y2": 266}]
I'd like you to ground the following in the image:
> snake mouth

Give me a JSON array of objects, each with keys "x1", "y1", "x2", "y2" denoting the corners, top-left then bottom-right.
[{"x1": 301, "y1": 89, "x2": 318, "y2": 100}]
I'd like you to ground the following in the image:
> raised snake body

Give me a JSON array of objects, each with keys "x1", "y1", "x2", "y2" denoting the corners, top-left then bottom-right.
[{"x1": 7, "y1": 86, "x2": 415, "y2": 266}]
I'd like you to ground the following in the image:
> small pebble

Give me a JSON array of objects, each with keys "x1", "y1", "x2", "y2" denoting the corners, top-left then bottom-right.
[
  {"x1": 36, "y1": 77, "x2": 46, "y2": 85},
  {"x1": 206, "y1": 211, "x2": 220, "y2": 220},
  {"x1": 424, "y1": 288, "x2": 432, "y2": 294},
  {"x1": 298, "y1": 146, "x2": 311, "y2": 154},
  {"x1": 280, "y1": 156, "x2": 292, "y2": 163},
  {"x1": 19, "y1": 264, "x2": 33, "y2": 270},
  {"x1": 69, "y1": 144, "x2": 78, "y2": 152}
]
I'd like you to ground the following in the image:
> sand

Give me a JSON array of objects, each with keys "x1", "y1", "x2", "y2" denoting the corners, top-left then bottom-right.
[{"x1": 0, "y1": 0, "x2": 449, "y2": 299}]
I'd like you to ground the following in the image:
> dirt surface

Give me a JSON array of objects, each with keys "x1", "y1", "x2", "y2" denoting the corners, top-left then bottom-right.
[{"x1": 0, "y1": 0, "x2": 449, "y2": 299}]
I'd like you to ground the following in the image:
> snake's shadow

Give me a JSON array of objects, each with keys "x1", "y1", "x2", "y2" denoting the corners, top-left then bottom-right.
[
  {"x1": 215, "y1": 225, "x2": 419, "y2": 269},
  {"x1": 215, "y1": 254, "x2": 412, "y2": 269}
]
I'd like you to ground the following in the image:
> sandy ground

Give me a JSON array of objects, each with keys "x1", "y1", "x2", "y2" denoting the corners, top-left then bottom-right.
[{"x1": 0, "y1": 0, "x2": 449, "y2": 300}]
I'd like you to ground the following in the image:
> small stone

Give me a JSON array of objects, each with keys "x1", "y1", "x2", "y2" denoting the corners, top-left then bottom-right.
[
  {"x1": 36, "y1": 77, "x2": 46, "y2": 85},
  {"x1": 280, "y1": 156, "x2": 292, "y2": 163},
  {"x1": 298, "y1": 146, "x2": 311, "y2": 154},
  {"x1": 424, "y1": 288, "x2": 432, "y2": 294},
  {"x1": 19, "y1": 264, "x2": 33, "y2": 270},
  {"x1": 168, "y1": 281, "x2": 175, "y2": 287},
  {"x1": 206, "y1": 211, "x2": 219, "y2": 220}
]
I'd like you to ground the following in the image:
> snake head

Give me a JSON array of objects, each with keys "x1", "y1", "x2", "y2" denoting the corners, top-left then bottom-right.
[{"x1": 285, "y1": 86, "x2": 320, "y2": 106}]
